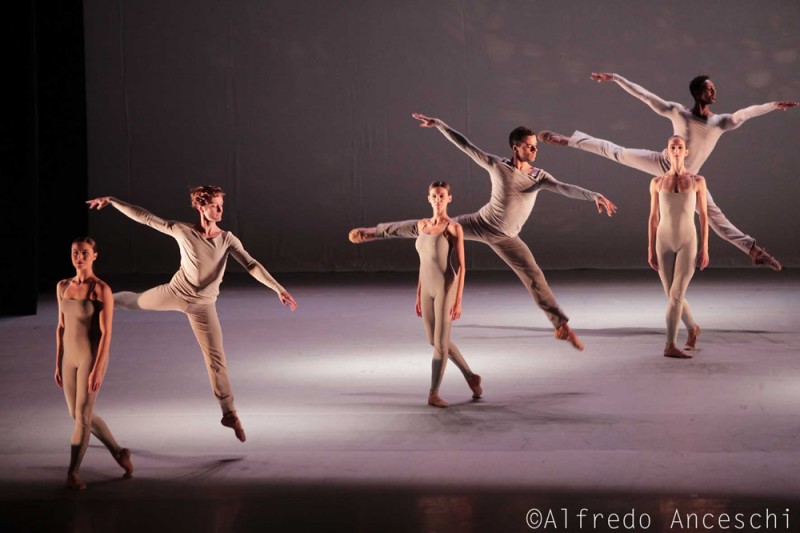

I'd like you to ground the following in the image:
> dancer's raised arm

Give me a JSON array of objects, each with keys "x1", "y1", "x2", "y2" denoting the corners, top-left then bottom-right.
[
  {"x1": 539, "y1": 172, "x2": 618, "y2": 216},
  {"x1": 591, "y1": 72, "x2": 676, "y2": 117},
  {"x1": 722, "y1": 101, "x2": 799, "y2": 130},
  {"x1": 412, "y1": 113, "x2": 498, "y2": 171},
  {"x1": 87, "y1": 196, "x2": 175, "y2": 236}
]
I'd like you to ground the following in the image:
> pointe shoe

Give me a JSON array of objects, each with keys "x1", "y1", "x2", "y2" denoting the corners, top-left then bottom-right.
[
  {"x1": 554, "y1": 323, "x2": 584, "y2": 351},
  {"x1": 427, "y1": 393, "x2": 449, "y2": 408},
  {"x1": 684, "y1": 326, "x2": 701, "y2": 351},
  {"x1": 750, "y1": 245, "x2": 782, "y2": 271},
  {"x1": 67, "y1": 471, "x2": 87, "y2": 491},
  {"x1": 536, "y1": 130, "x2": 569, "y2": 146},
  {"x1": 466, "y1": 374, "x2": 483, "y2": 399},
  {"x1": 664, "y1": 346, "x2": 693, "y2": 359},
  {"x1": 114, "y1": 448, "x2": 134, "y2": 479},
  {"x1": 221, "y1": 412, "x2": 247, "y2": 443}
]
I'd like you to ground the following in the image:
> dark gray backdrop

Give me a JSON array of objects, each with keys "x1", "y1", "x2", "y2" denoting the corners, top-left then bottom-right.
[{"x1": 84, "y1": 0, "x2": 800, "y2": 274}]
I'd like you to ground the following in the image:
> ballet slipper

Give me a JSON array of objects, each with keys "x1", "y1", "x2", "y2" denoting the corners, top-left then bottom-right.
[
  {"x1": 684, "y1": 326, "x2": 701, "y2": 351},
  {"x1": 536, "y1": 130, "x2": 570, "y2": 146},
  {"x1": 221, "y1": 412, "x2": 247, "y2": 443},
  {"x1": 67, "y1": 471, "x2": 87, "y2": 491},
  {"x1": 554, "y1": 323, "x2": 584, "y2": 351},
  {"x1": 749, "y1": 245, "x2": 782, "y2": 272},
  {"x1": 664, "y1": 344, "x2": 692, "y2": 359},
  {"x1": 114, "y1": 448, "x2": 134, "y2": 479},
  {"x1": 427, "y1": 393, "x2": 449, "y2": 408},
  {"x1": 466, "y1": 374, "x2": 483, "y2": 399}
]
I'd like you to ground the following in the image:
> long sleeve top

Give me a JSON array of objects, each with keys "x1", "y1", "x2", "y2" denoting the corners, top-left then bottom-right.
[
  {"x1": 434, "y1": 121, "x2": 601, "y2": 238},
  {"x1": 109, "y1": 198, "x2": 285, "y2": 303},
  {"x1": 611, "y1": 74, "x2": 775, "y2": 173}
]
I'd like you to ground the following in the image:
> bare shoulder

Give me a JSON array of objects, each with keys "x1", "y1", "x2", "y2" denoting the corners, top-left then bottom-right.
[
  {"x1": 650, "y1": 176, "x2": 664, "y2": 190},
  {"x1": 56, "y1": 279, "x2": 70, "y2": 296},
  {"x1": 417, "y1": 218, "x2": 428, "y2": 231},
  {"x1": 94, "y1": 279, "x2": 113, "y2": 301},
  {"x1": 447, "y1": 220, "x2": 463, "y2": 236}
]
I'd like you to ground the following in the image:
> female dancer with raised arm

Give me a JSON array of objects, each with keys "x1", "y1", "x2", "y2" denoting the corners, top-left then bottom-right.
[
  {"x1": 416, "y1": 181, "x2": 482, "y2": 408},
  {"x1": 56, "y1": 237, "x2": 133, "y2": 490},
  {"x1": 648, "y1": 136, "x2": 709, "y2": 358},
  {"x1": 87, "y1": 187, "x2": 298, "y2": 442}
]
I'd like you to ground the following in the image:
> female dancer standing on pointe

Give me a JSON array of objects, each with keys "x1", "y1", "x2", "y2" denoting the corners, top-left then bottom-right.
[
  {"x1": 416, "y1": 181, "x2": 482, "y2": 408},
  {"x1": 87, "y1": 187, "x2": 298, "y2": 442},
  {"x1": 648, "y1": 136, "x2": 709, "y2": 358},
  {"x1": 56, "y1": 237, "x2": 133, "y2": 490}
]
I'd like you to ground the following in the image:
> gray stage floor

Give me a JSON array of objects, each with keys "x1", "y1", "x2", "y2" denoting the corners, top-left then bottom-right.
[{"x1": 1, "y1": 270, "x2": 799, "y2": 532}]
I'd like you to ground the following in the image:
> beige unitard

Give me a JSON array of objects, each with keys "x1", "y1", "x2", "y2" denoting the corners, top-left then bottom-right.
[
  {"x1": 60, "y1": 280, "x2": 123, "y2": 472},
  {"x1": 416, "y1": 225, "x2": 474, "y2": 394},
  {"x1": 568, "y1": 74, "x2": 780, "y2": 254},
  {"x1": 656, "y1": 190, "x2": 700, "y2": 344},
  {"x1": 108, "y1": 198, "x2": 285, "y2": 415},
  {"x1": 376, "y1": 121, "x2": 604, "y2": 329}
]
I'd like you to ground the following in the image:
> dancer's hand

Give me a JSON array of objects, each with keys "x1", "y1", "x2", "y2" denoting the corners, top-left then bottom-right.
[
  {"x1": 415, "y1": 296, "x2": 422, "y2": 318},
  {"x1": 449, "y1": 301, "x2": 462, "y2": 321},
  {"x1": 697, "y1": 249, "x2": 709, "y2": 271},
  {"x1": 279, "y1": 291, "x2": 298, "y2": 311},
  {"x1": 348, "y1": 227, "x2": 376, "y2": 243},
  {"x1": 774, "y1": 101, "x2": 799, "y2": 111},
  {"x1": 88, "y1": 369, "x2": 103, "y2": 392},
  {"x1": 595, "y1": 195, "x2": 618, "y2": 216},
  {"x1": 591, "y1": 72, "x2": 614, "y2": 83},
  {"x1": 648, "y1": 249, "x2": 659, "y2": 271},
  {"x1": 87, "y1": 197, "x2": 111, "y2": 210},
  {"x1": 54, "y1": 367, "x2": 63, "y2": 388},
  {"x1": 412, "y1": 113, "x2": 438, "y2": 128}
]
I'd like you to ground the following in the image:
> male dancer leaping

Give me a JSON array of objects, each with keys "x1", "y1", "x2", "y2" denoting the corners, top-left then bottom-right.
[
  {"x1": 538, "y1": 72, "x2": 798, "y2": 270},
  {"x1": 349, "y1": 113, "x2": 618, "y2": 351}
]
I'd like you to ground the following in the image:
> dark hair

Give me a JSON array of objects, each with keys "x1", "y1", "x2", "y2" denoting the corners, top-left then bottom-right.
[
  {"x1": 190, "y1": 185, "x2": 225, "y2": 208},
  {"x1": 668, "y1": 134, "x2": 686, "y2": 144},
  {"x1": 428, "y1": 180, "x2": 452, "y2": 194},
  {"x1": 689, "y1": 75, "x2": 710, "y2": 98},
  {"x1": 509, "y1": 126, "x2": 535, "y2": 148},
  {"x1": 72, "y1": 236, "x2": 97, "y2": 252}
]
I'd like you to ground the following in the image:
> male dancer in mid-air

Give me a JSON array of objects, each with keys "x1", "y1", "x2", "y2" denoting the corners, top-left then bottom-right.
[
  {"x1": 349, "y1": 113, "x2": 618, "y2": 351},
  {"x1": 538, "y1": 72, "x2": 798, "y2": 271}
]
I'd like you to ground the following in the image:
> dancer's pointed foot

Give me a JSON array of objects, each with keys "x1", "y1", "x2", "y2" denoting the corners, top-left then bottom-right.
[
  {"x1": 749, "y1": 244, "x2": 782, "y2": 271},
  {"x1": 348, "y1": 227, "x2": 376, "y2": 244},
  {"x1": 664, "y1": 344, "x2": 693, "y2": 359},
  {"x1": 221, "y1": 412, "x2": 247, "y2": 443},
  {"x1": 536, "y1": 130, "x2": 570, "y2": 146},
  {"x1": 114, "y1": 448, "x2": 134, "y2": 479},
  {"x1": 427, "y1": 393, "x2": 449, "y2": 408},
  {"x1": 554, "y1": 323, "x2": 584, "y2": 351},
  {"x1": 67, "y1": 471, "x2": 87, "y2": 491},
  {"x1": 466, "y1": 374, "x2": 483, "y2": 399},
  {"x1": 684, "y1": 326, "x2": 701, "y2": 351}
]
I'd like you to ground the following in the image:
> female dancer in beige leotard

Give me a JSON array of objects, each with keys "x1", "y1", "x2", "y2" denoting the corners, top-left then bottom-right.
[
  {"x1": 56, "y1": 237, "x2": 133, "y2": 490},
  {"x1": 415, "y1": 181, "x2": 482, "y2": 408},
  {"x1": 648, "y1": 136, "x2": 709, "y2": 359}
]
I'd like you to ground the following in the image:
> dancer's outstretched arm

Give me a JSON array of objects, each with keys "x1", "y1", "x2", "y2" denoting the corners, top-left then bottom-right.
[
  {"x1": 228, "y1": 237, "x2": 298, "y2": 311},
  {"x1": 722, "y1": 101, "x2": 799, "y2": 130},
  {"x1": 87, "y1": 196, "x2": 175, "y2": 235},
  {"x1": 412, "y1": 113, "x2": 498, "y2": 171},
  {"x1": 539, "y1": 172, "x2": 618, "y2": 216},
  {"x1": 695, "y1": 176, "x2": 710, "y2": 270},
  {"x1": 591, "y1": 72, "x2": 676, "y2": 117}
]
